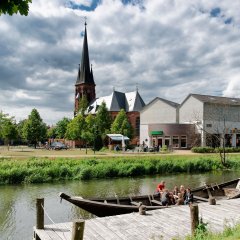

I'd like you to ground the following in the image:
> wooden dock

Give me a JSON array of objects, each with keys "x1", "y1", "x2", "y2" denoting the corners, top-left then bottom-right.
[{"x1": 34, "y1": 198, "x2": 240, "y2": 240}]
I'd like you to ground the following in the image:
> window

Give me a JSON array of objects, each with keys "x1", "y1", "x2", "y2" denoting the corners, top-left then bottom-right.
[
  {"x1": 180, "y1": 136, "x2": 187, "y2": 148},
  {"x1": 135, "y1": 117, "x2": 140, "y2": 136},
  {"x1": 172, "y1": 136, "x2": 179, "y2": 148},
  {"x1": 206, "y1": 124, "x2": 212, "y2": 128}
]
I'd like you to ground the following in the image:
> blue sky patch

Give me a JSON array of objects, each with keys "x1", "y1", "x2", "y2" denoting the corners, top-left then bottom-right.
[
  {"x1": 121, "y1": 0, "x2": 145, "y2": 10},
  {"x1": 224, "y1": 17, "x2": 232, "y2": 24},
  {"x1": 66, "y1": 0, "x2": 101, "y2": 12},
  {"x1": 210, "y1": 7, "x2": 221, "y2": 17}
]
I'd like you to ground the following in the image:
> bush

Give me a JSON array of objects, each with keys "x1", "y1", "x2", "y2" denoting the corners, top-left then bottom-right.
[
  {"x1": 192, "y1": 146, "x2": 240, "y2": 153},
  {"x1": 191, "y1": 147, "x2": 215, "y2": 153}
]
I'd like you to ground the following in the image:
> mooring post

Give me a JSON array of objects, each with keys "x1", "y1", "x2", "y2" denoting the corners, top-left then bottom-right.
[
  {"x1": 139, "y1": 204, "x2": 146, "y2": 215},
  {"x1": 36, "y1": 198, "x2": 44, "y2": 230},
  {"x1": 190, "y1": 204, "x2": 199, "y2": 236},
  {"x1": 209, "y1": 197, "x2": 216, "y2": 205},
  {"x1": 72, "y1": 219, "x2": 85, "y2": 240}
]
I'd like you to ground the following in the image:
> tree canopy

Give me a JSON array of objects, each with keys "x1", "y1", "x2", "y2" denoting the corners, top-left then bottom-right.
[
  {"x1": 0, "y1": 0, "x2": 32, "y2": 16},
  {"x1": 22, "y1": 108, "x2": 47, "y2": 148},
  {"x1": 0, "y1": 111, "x2": 17, "y2": 146},
  {"x1": 65, "y1": 114, "x2": 85, "y2": 141},
  {"x1": 55, "y1": 117, "x2": 71, "y2": 139},
  {"x1": 111, "y1": 109, "x2": 133, "y2": 138}
]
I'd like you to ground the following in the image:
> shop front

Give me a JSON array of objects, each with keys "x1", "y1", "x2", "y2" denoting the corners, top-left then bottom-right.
[{"x1": 147, "y1": 124, "x2": 196, "y2": 150}]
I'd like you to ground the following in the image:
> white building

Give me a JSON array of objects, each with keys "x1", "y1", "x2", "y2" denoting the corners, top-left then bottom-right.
[
  {"x1": 140, "y1": 97, "x2": 195, "y2": 149},
  {"x1": 140, "y1": 94, "x2": 240, "y2": 149},
  {"x1": 179, "y1": 94, "x2": 240, "y2": 147}
]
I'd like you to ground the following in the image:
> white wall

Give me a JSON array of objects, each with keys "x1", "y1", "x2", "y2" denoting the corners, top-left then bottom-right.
[
  {"x1": 140, "y1": 124, "x2": 150, "y2": 147},
  {"x1": 179, "y1": 96, "x2": 204, "y2": 124},
  {"x1": 141, "y1": 99, "x2": 178, "y2": 124}
]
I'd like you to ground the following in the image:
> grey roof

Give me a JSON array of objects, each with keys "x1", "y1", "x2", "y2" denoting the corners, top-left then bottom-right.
[
  {"x1": 87, "y1": 90, "x2": 145, "y2": 114},
  {"x1": 142, "y1": 97, "x2": 179, "y2": 112},
  {"x1": 76, "y1": 23, "x2": 95, "y2": 85},
  {"x1": 184, "y1": 94, "x2": 240, "y2": 106}
]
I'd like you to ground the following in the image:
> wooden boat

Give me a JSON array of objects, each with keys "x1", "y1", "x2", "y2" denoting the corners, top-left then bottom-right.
[{"x1": 59, "y1": 178, "x2": 239, "y2": 217}]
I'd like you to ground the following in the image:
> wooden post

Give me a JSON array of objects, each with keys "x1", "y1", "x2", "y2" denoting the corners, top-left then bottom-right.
[
  {"x1": 139, "y1": 204, "x2": 146, "y2": 215},
  {"x1": 72, "y1": 220, "x2": 85, "y2": 240},
  {"x1": 190, "y1": 204, "x2": 199, "y2": 236},
  {"x1": 36, "y1": 198, "x2": 44, "y2": 230},
  {"x1": 209, "y1": 197, "x2": 216, "y2": 205}
]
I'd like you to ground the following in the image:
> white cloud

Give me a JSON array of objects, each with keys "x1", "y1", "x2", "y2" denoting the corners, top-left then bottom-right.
[
  {"x1": 1, "y1": 0, "x2": 240, "y2": 124},
  {"x1": 223, "y1": 75, "x2": 240, "y2": 98}
]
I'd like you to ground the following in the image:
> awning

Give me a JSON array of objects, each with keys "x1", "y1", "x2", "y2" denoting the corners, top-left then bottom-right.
[
  {"x1": 107, "y1": 134, "x2": 130, "y2": 141},
  {"x1": 151, "y1": 131, "x2": 163, "y2": 136}
]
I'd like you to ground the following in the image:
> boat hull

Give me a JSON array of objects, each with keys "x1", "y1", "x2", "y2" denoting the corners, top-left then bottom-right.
[{"x1": 60, "y1": 178, "x2": 239, "y2": 217}]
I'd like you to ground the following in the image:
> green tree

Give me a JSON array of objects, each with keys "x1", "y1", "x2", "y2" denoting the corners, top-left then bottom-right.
[
  {"x1": 95, "y1": 102, "x2": 111, "y2": 145},
  {"x1": 65, "y1": 114, "x2": 85, "y2": 141},
  {"x1": 78, "y1": 95, "x2": 89, "y2": 116},
  {"x1": 111, "y1": 109, "x2": 133, "y2": 138},
  {"x1": 0, "y1": 0, "x2": 32, "y2": 16},
  {"x1": 55, "y1": 117, "x2": 71, "y2": 138},
  {"x1": 47, "y1": 126, "x2": 57, "y2": 139},
  {"x1": 16, "y1": 119, "x2": 27, "y2": 143},
  {"x1": 0, "y1": 111, "x2": 17, "y2": 148},
  {"x1": 22, "y1": 108, "x2": 47, "y2": 148}
]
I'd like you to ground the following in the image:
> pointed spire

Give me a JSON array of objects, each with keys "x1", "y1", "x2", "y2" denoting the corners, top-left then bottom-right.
[
  {"x1": 76, "y1": 21, "x2": 95, "y2": 85},
  {"x1": 136, "y1": 83, "x2": 139, "y2": 92}
]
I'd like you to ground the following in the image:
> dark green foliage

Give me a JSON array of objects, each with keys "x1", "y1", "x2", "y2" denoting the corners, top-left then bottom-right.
[
  {"x1": 191, "y1": 147, "x2": 215, "y2": 153},
  {"x1": 192, "y1": 147, "x2": 240, "y2": 153},
  {"x1": 1, "y1": 155, "x2": 240, "y2": 184},
  {"x1": 22, "y1": 109, "x2": 47, "y2": 148},
  {"x1": 0, "y1": 0, "x2": 32, "y2": 16}
]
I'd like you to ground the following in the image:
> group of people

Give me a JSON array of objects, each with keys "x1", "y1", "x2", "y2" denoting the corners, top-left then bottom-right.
[{"x1": 156, "y1": 181, "x2": 193, "y2": 206}]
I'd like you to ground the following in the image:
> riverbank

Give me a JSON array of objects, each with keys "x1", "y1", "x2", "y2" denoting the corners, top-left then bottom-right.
[{"x1": 1, "y1": 154, "x2": 240, "y2": 184}]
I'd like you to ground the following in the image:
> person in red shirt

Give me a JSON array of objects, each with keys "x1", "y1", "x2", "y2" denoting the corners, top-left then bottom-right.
[{"x1": 156, "y1": 181, "x2": 165, "y2": 193}]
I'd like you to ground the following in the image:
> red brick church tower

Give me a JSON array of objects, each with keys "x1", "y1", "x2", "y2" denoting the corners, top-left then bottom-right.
[{"x1": 74, "y1": 22, "x2": 95, "y2": 115}]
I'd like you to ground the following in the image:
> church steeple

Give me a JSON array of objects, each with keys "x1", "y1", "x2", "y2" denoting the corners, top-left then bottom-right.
[
  {"x1": 74, "y1": 21, "x2": 96, "y2": 115},
  {"x1": 76, "y1": 22, "x2": 95, "y2": 85}
]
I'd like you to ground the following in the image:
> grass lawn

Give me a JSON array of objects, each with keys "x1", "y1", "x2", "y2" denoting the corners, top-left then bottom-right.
[{"x1": 0, "y1": 145, "x2": 217, "y2": 160}]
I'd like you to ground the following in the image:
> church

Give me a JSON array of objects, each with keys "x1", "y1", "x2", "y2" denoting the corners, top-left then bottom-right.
[{"x1": 74, "y1": 23, "x2": 145, "y2": 144}]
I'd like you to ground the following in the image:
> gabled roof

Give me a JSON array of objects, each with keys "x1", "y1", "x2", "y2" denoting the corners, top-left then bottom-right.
[
  {"x1": 181, "y1": 93, "x2": 240, "y2": 106},
  {"x1": 76, "y1": 23, "x2": 95, "y2": 85},
  {"x1": 86, "y1": 90, "x2": 145, "y2": 114},
  {"x1": 141, "y1": 97, "x2": 179, "y2": 112}
]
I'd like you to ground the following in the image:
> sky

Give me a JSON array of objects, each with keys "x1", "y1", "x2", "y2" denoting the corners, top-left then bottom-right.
[{"x1": 1, "y1": 0, "x2": 240, "y2": 125}]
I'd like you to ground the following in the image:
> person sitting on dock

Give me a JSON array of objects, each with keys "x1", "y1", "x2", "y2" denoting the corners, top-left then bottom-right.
[
  {"x1": 161, "y1": 189, "x2": 170, "y2": 206},
  {"x1": 184, "y1": 188, "x2": 194, "y2": 205},
  {"x1": 156, "y1": 181, "x2": 165, "y2": 195},
  {"x1": 175, "y1": 192, "x2": 184, "y2": 205},
  {"x1": 180, "y1": 185, "x2": 186, "y2": 199},
  {"x1": 172, "y1": 186, "x2": 180, "y2": 200}
]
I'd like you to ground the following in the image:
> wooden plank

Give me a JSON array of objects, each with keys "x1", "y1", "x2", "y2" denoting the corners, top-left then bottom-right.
[
  {"x1": 150, "y1": 199, "x2": 162, "y2": 205},
  {"x1": 33, "y1": 198, "x2": 240, "y2": 240}
]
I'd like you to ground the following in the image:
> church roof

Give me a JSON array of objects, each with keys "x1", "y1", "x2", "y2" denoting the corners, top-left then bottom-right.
[
  {"x1": 87, "y1": 90, "x2": 145, "y2": 114},
  {"x1": 76, "y1": 23, "x2": 95, "y2": 85}
]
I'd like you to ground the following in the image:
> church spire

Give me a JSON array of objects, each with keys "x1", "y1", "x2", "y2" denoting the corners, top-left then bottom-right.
[
  {"x1": 76, "y1": 21, "x2": 95, "y2": 85},
  {"x1": 74, "y1": 21, "x2": 96, "y2": 115}
]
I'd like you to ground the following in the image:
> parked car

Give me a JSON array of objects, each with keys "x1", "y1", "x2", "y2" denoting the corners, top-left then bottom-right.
[{"x1": 50, "y1": 142, "x2": 68, "y2": 150}]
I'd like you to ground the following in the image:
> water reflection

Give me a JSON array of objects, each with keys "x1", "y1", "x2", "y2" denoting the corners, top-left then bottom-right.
[{"x1": 0, "y1": 170, "x2": 239, "y2": 240}]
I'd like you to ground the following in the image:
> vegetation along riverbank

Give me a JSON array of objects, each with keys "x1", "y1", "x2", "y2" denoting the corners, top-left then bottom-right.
[{"x1": 1, "y1": 154, "x2": 240, "y2": 184}]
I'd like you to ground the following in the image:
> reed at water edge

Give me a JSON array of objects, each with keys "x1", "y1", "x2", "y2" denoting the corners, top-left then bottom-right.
[{"x1": 0, "y1": 155, "x2": 240, "y2": 184}]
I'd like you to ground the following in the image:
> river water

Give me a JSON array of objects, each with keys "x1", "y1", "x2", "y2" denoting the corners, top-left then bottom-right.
[{"x1": 0, "y1": 170, "x2": 239, "y2": 240}]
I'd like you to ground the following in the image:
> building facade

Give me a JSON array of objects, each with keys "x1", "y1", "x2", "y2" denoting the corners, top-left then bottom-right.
[
  {"x1": 179, "y1": 94, "x2": 240, "y2": 147},
  {"x1": 74, "y1": 23, "x2": 145, "y2": 144},
  {"x1": 140, "y1": 97, "x2": 196, "y2": 149},
  {"x1": 140, "y1": 94, "x2": 240, "y2": 149}
]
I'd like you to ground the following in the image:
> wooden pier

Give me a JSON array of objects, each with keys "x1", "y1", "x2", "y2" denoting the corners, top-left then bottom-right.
[{"x1": 34, "y1": 198, "x2": 240, "y2": 240}]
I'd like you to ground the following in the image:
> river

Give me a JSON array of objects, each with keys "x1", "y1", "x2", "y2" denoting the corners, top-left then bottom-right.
[{"x1": 0, "y1": 170, "x2": 239, "y2": 240}]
